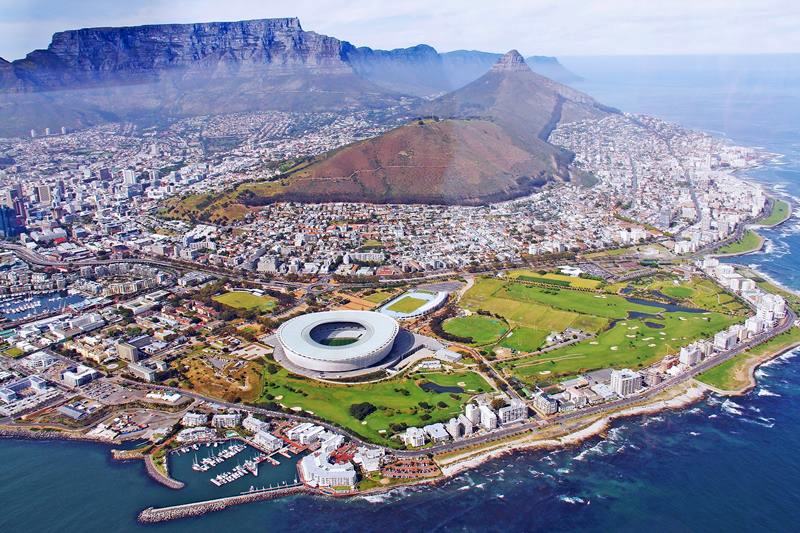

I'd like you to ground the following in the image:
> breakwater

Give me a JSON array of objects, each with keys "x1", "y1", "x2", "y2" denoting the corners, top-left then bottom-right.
[
  {"x1": 144, "y1": 454, "x2": 185, "y2": 490},
  {"x1": 138, "y1": 484, "x2": 310, "y2": 523}
]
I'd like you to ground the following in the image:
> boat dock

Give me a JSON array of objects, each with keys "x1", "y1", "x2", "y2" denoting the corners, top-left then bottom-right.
[{"x1": 190, "y1": 443, "x2": 247, "y2": 472}]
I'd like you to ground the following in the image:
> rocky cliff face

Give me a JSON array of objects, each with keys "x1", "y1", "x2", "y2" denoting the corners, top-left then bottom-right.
[
  {"x1": 0, "y1": 18, "x2": 586, "y2": 135},
  {"x1": 6, "y1": 18, "x2": 355, "y2": 91}
]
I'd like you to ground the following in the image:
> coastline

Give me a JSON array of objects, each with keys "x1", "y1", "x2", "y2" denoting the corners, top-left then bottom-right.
[
  {"x1": 434, "y1": 383, "x2": 706, "y2": 479},
  {"x1": 697, "y1": 340, "x2": 800, "y2": 397}
]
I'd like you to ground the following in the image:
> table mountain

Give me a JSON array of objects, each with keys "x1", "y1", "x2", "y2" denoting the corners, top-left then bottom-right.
[{"x1": 0, "y1": 18, "x2": 584, "y2": 136}]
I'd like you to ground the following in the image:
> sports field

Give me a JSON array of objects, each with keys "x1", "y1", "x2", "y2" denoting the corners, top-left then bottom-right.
[
  {"x1": 443, "y1": 315, "x2": 508, "y2": 344},
  {"x1": 362, "y1": 290, "x2": 396, "y2": 304},
  {"x1": 212, "y1": 291, "x2": 277, "y2": 312},
  {"x1": 387, "y1": 295, "x2": 428, "y2": 313},
  {"x1": 259, "y1": 368, "x2": 491, "y2": 445}
]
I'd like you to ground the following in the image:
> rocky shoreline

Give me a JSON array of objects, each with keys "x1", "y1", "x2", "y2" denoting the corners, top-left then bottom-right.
[{"x1": 436, "y1": 383, "x2": 707, "y2": 479}]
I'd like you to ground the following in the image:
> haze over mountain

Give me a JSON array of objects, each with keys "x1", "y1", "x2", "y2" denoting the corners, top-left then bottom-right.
[
  {"x1": 246, "y1": 51, "x2": 614, "y2": 206},
  {"x1": 0, "y1": 17, "x2": 580, "y2": 135}
]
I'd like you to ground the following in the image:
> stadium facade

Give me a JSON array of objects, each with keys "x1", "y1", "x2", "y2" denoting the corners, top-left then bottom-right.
[{"x1": 276, "y1": 310, "x2": 400, "y2": 372}]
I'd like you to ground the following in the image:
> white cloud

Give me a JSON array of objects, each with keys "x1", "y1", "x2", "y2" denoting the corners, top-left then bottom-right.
[{"x1": 0, "y1": 0, "x2": 798, "y2": 60}]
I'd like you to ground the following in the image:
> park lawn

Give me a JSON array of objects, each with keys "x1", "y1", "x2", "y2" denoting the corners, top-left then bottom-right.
[
  {"x1": 499, "y1": 282, "x2": 663, "y2": 320},
  {"x1": 362, "y1": 290, "x2": 396, "y2": 304},
  {"x1": 213, "y1": 291, "x2": 277, "y2": 312},
  {"x1": 174, "y1": 355, "x2": 264, "y2": 403},
  {"x1": 499, "y1": 327, "x2": 549, "y2": 352},
  {"x1": 758, "y1": 199, "x2": 790, "y2": 226},
  {"x1": 259, "y1": 368, "x2": 491, "y2": 445},
  {"x1": 509, "y1": 269, "x2": 602, "y2": 289},
  {"x1": 360, "y1": 238, "x2": 383, "y2": 249},
  {"x1": 583, "y1": 246, "x2": 636, "y2": 259},
  {"x1": 717, "y1": 229, "x2": 764, "y2": 255},
  {"x1": 386, "y1": 295, "x2": 428, "y2": 313},
  {"x1": 3, "y1": 346, "x2": 25, "y2": 358},
  {"x1": 443, "y1": 315, "x2": 508, "y2": 344},
  {"x1": 697, "y1": 327, "x2": 800, "y2": 391},
  {"x1": 501, "y1": 311, "x2": 739, "y2": 385}
]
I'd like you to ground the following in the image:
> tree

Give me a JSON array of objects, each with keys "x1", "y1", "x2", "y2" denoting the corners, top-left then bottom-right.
[
  {"x1": 490, "y1": 398, "x2": 507, "y2": 411},
  {"x1": 349, "y1": 402, "x2": 377, "y2": 421}
]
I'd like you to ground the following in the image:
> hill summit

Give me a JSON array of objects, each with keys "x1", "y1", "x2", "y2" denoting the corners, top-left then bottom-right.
[
  {"x1": 490, "y1": 50, "x2": 530, "y2": 72},
  {"x1": 229, "y1": 50, "x2": 616, "y2": 208}
]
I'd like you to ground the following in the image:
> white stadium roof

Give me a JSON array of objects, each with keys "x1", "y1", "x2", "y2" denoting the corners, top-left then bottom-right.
[{"x1": 276, "y1": 310, "x2": 399, "y2": 371}]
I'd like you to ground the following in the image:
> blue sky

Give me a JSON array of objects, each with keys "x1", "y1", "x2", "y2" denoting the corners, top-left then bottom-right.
[{"x1": 1, "y1": 0, "x2": 798, "y2": 60}]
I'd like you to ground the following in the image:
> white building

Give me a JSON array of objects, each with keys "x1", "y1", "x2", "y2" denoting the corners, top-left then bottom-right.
[
  {"x1": 211, "y1": 413, "x2": 241, "y2": 428},
  {"x1": 423, "y1": 423, "x2": 450, "y2": 443},
  {"x1": 498, "y1": 399, "x2": 528, "y2": 425},
  {"x1": 242, "y1": 414, "x2": 270, "y2": 434},
  {"x1": 679, "y1": 344, "x2": 702, "y2": 366},
  {"x1": 61, "y1": 364, "x2": 100, "y2": 387},
  {"x1": 465, "y1": 403, "x2": 480, "y2": 425},
  {"x1": 533, "y1": 392, "x2": 559, "y2": 415},
  {"x1": 300, "y1": 452, "x2": 357, "y2": 488},
  {"x1": 610, "y1": 369, "x2": 642, "y2": 396},
  {"x1": 181, "y1": 412, "x2": 208, "y2": 427},
  {"x1": 479, "y1": 404, "x2": 498, "y2": 431},
  {"x1": 253, "y1": 430, "x2": 283, "y2": 452},
  {"x1": 402, "y1": 427, "x2": 426, "y2": 448},
  {"x1": 714, "y1": 329, "x2": 739, "y2": 351},
  {"x1": 353, "y1": 447, "x2": 384, "y2": 473}
]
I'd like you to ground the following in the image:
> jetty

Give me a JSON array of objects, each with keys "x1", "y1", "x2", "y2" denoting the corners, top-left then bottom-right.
[{"x1": 138, "y1": 484, "x2": 309, "y2": 523}]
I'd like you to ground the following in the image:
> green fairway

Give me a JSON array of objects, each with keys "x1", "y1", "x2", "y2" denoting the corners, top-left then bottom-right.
[
  {"x1": 499, "y1": 282, "x2": 663, "y2": 319},
  {"x1": 501, "y1": 311, "x2": 739, "y2": 384},
  {"x1": 259, "y1": 368, "x2": 491, "y2": 445},
  {"x1": 717, "y1": 230, "x2": 764, "y2": 255},
  {"x1": 387, "y1": 295, "x2": 428, "y2": 313},
  {"x1": 697, "y1": 327, "x2": 800, "y2": 391},
  {"x1": 443, "y1": 315, "x2": 509, "y2": 344},
  {"x1": 499, "y1": 327, "x2": 549, "y2": 352},
  {"x1": 630, "y1": 275, "x2": 748, "y2": 316},
  {"x1": 213, "y1": 291, "x2": 277, "y2": 312},
  {"x1": 662, "y1": 286, "x2": 694, "y2": 298},
  {"x1": 758, "y1": 199, "x2": 790, "y2": 226}
]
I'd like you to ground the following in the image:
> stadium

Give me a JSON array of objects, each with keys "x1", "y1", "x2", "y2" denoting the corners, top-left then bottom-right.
[{"x1": 276, "y1": 310, "x2": 402, "y2": 373}]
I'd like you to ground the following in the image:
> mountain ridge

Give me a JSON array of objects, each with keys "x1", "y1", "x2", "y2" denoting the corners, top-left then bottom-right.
[{"x1": 222, "y1": 51, "x2": 610, "y2": 208}]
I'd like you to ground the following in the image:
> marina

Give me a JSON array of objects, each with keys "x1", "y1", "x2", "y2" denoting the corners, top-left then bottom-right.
[
  {"x1": 168, "y1": 440, "x2": 305, "y2": 500},
  {"x1": 0, "y1": 290, "x2": 87, "y2": 322}
]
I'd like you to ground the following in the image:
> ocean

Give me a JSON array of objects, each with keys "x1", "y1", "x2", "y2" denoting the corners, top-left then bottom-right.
[{"x1": 2, "y1": 55, "x2": 800, "y2": 532}]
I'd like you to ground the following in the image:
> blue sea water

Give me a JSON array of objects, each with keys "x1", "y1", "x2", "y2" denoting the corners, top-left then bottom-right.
[{"x1": 2, "y1": 55, "x2": 800, "y2": 532}]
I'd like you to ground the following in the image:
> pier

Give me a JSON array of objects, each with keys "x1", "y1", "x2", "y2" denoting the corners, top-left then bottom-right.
[{"x1": 138, "y1": 484, "x2": 309, "y2": 523}]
